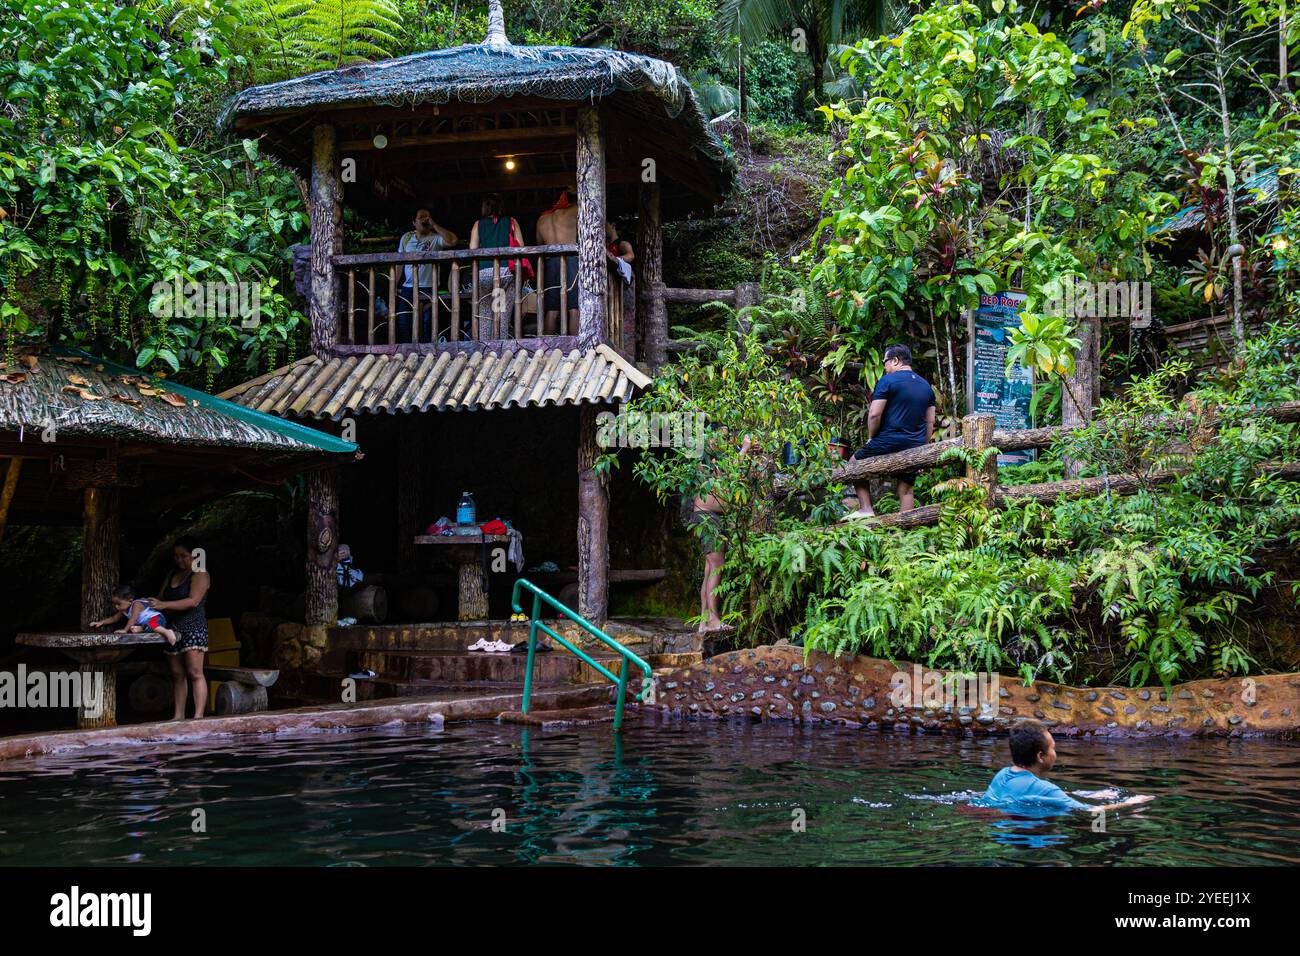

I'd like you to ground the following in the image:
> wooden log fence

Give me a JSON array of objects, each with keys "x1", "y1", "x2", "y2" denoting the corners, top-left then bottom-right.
[{"x1": 785, "y1": 400, "x2": 1300, "y2": 529}]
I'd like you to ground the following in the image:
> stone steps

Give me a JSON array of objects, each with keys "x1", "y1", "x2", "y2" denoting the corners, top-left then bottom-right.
[{"x1": 361, "y1": 648, "x2": 585, "y2": 685}]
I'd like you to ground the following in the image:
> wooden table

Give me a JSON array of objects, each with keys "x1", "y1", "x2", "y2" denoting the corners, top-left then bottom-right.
[
  {"x1": 17, "y1": 631, "x2": 165, "y2": 729},
  {"x1": 413, "y1": 533, "x2": 510, "y2": 620}
]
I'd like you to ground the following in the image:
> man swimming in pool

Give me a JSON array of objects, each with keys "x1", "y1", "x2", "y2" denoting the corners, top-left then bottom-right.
[{"x1": 983, "y1": 720, "x2": 1154, "y2": 814}]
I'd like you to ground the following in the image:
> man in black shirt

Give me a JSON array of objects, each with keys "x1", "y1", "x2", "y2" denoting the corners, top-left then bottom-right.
[{"x1": 843, "y1": 343, "x2": 936, "y2": 519}]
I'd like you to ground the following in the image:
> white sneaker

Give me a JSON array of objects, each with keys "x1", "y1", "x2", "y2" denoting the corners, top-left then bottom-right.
[{"x1": 468, "y1": 637, "x2": 492, "y2": 652}]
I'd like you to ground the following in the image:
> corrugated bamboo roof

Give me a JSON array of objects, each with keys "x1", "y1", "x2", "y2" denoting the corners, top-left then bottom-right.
[
  {"x1": 0, "y1": 347, "x2": 357, "y2": 455},
  {"x1": 218, "y1": 345, "x2": 652, "y2": 420}
]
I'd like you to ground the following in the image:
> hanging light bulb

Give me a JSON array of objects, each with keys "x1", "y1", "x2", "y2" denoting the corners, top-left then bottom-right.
[{"x1": 504, "y1": 157, "x2": 516, "y2": 171}]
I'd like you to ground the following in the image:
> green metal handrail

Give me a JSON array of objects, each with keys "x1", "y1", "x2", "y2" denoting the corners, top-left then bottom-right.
[{"x1": 511, "y1": 578, "x2": 653, "y2": 732}]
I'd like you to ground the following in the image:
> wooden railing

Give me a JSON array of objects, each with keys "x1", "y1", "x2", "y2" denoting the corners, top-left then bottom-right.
[
  {"x1": 786, "y1": 401, "x2": 1300, "y2": 529},
  {"x1": 332, "y1": 244, "x2": 625, "y2": 349}
]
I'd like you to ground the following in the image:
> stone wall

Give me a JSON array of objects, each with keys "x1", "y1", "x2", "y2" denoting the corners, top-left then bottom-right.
[{"x1": 650, "y1": 644, "x2": 1300, "y2": 737}]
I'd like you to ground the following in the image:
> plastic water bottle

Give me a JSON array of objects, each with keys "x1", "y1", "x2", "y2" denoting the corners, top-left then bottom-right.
[{"x1": 456, "y1": 491, "x2": 476, "y2": 526}]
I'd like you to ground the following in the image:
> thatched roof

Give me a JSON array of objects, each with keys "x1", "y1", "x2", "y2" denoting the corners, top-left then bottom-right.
[
  {"x1": 0, "y1": 347, "x2": 356, "y2": 456},
  {"x1": 219, "y1": 41, "x2": 734, "y2": 203},
  {"x1": 1151, "y1": 165, "x2": 1280, "y2": 235}
]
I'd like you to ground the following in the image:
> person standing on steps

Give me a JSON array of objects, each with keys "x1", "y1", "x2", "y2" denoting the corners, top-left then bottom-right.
[{"x1": 843, "y1": 343, "x2": 936, "y2": 519}]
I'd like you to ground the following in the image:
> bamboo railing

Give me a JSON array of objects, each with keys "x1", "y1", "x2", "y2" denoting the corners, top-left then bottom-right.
[{"x1": 333, "y1": 244, "x2": 629, "y2": 347}]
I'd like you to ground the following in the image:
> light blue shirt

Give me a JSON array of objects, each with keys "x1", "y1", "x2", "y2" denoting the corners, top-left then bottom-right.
[
  {"x1": 981, "y1": 766, "x2": 1090, "y2": 813},
  {"x1": 399, "y1": 231, "x2": 446, "y2": 289}
]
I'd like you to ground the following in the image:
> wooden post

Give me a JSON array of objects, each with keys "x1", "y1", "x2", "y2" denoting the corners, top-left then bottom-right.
[
  {"x1": 458, "y1": 558, "x2": 489, "y2": 621},
  {"x1": 637, "y1": 177, "x2": 666, "y2": 369},
  {"x1": 576, "y1": 106, "x2": 607, "y2": 350},
  {"x1": 310, "y1": 122, "x2": 342, "y2": 360},
  {"x1": 305, "y1": 467, "x2": 340, "y2": 630},
  {"x1": 0, "y1": 457, "x2": 21, "y2": 544},
  {"x1": 577, "y1": 405, "x2": 609, "y2": 624},
  {"x1": 80, "y1": 485, "x2": 120, "y2": 631},
  {"x1": 1062, "y1": 315, "x2": 1100, "y2": 477},
  {"x1": 961, "y1": 414, "x2": 998, "y2": 498},
  {"x1": 396, "y1": 417, "x2": 424, "y2": 572}
]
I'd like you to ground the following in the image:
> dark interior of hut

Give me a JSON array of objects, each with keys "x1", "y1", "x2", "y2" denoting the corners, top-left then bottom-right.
[{"x1": 336, "y1": 407, "x2": 690, "y2": 623}]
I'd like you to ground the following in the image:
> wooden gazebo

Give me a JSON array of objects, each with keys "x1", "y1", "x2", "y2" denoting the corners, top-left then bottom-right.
[
  {"x1": 218, "y1": 2, "x2": 734, "y2": 628},
  {"x1": 0, "y1": 347, "x2": 358, "y2": 630}
]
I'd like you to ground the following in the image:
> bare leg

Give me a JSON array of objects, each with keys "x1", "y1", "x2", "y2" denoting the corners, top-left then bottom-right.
[
  {"x1": 567, "y1": 308, "x2": 579, "y2": 333},
  {"x1": 897, "y1": 478, "x2": 915, "y2": 513},
  {"x1": 156, "y1": 626, "x2": 178, "y2": 646},
  {"x1": 701, "y1": 550, "x2": 724, "y2": 631},
  {"x1": 543, "y1": 310, "x2": 559, "y2": 335},
  {"x1": 854, "y1": 481, "x2": 875, "y2": 517},
  {"x1": 185, "y1": 650, "x2": 208, "y2": 720},
  {"x1": 167, "y1": 652, "x2": 187, "y2": 721}
]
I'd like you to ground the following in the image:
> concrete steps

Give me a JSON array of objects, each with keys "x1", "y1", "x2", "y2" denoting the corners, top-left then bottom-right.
[{"x1": 361, "y1": 648, "x2": 585, "y2": 684}]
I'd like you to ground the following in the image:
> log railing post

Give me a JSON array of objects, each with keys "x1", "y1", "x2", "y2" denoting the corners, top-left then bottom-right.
[
  {"x1": 576, "y1": 105, "x2": 607, "y2": 350},
  {"x1": 310, "y1": 122, "x2": 342, "y2": 360},
  {"x1": 961, "y1": 414, "x2": 998, "y2": 498}
]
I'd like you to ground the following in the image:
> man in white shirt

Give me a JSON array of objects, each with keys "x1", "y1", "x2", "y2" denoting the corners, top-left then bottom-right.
[{"x1": 396, "y1": 207, "x2": 457, "y2": 342}]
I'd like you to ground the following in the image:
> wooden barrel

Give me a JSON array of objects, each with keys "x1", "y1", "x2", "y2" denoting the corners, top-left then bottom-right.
[
  {"x1": 340, "y1": 584, "x2": 388, "y2": 623},
  {"x1": 127, "y1": 673, "x2": 172, "y2": 714},
  {"x1": 215, "y1": 681, "x2": 269, "y2": 716}
]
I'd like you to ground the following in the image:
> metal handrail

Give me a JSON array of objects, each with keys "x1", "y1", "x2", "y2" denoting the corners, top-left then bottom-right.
[{"x1": 510, "y1": 578, "x2": 653, "y2": 733}]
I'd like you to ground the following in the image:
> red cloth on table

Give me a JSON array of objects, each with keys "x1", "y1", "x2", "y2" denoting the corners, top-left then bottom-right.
[{"x1": 479, "y1": 519, "x2": 508, "y2": 535}]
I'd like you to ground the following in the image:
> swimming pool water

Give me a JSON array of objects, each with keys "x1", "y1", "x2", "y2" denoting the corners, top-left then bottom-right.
[{"x1": 1, "y1": 715, "x2": 1296, "y2": 866}]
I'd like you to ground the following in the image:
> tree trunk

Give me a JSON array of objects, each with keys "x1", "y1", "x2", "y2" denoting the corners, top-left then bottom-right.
[
  {"x1": 1062, "y1": 315, "x2": 1099, "y2": 477},
  {"x1": 0, "y1": 456, "x2": 21, "y2": 545},
  {"x1": 637, "y1": 178, "x2": 666, "y2": 369},
  {"x1": 1215, "y1": 34, "x2": 1247, "y2": 347},
  {"x1": 80, "y1": 485, "x2": 120, "y2": 630},
  {"x1": 310, "y1": 122, "x2": 342, "y2": 360},
  {"x1": 577, "y1": 405, "x2": 609, "y2": 624},
  {"x1": 576, "y1": 106, "x2": 607, "y2": 351},
  {"x1": 305, "y1": 467, "x2": 339, "y2": 628}
]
